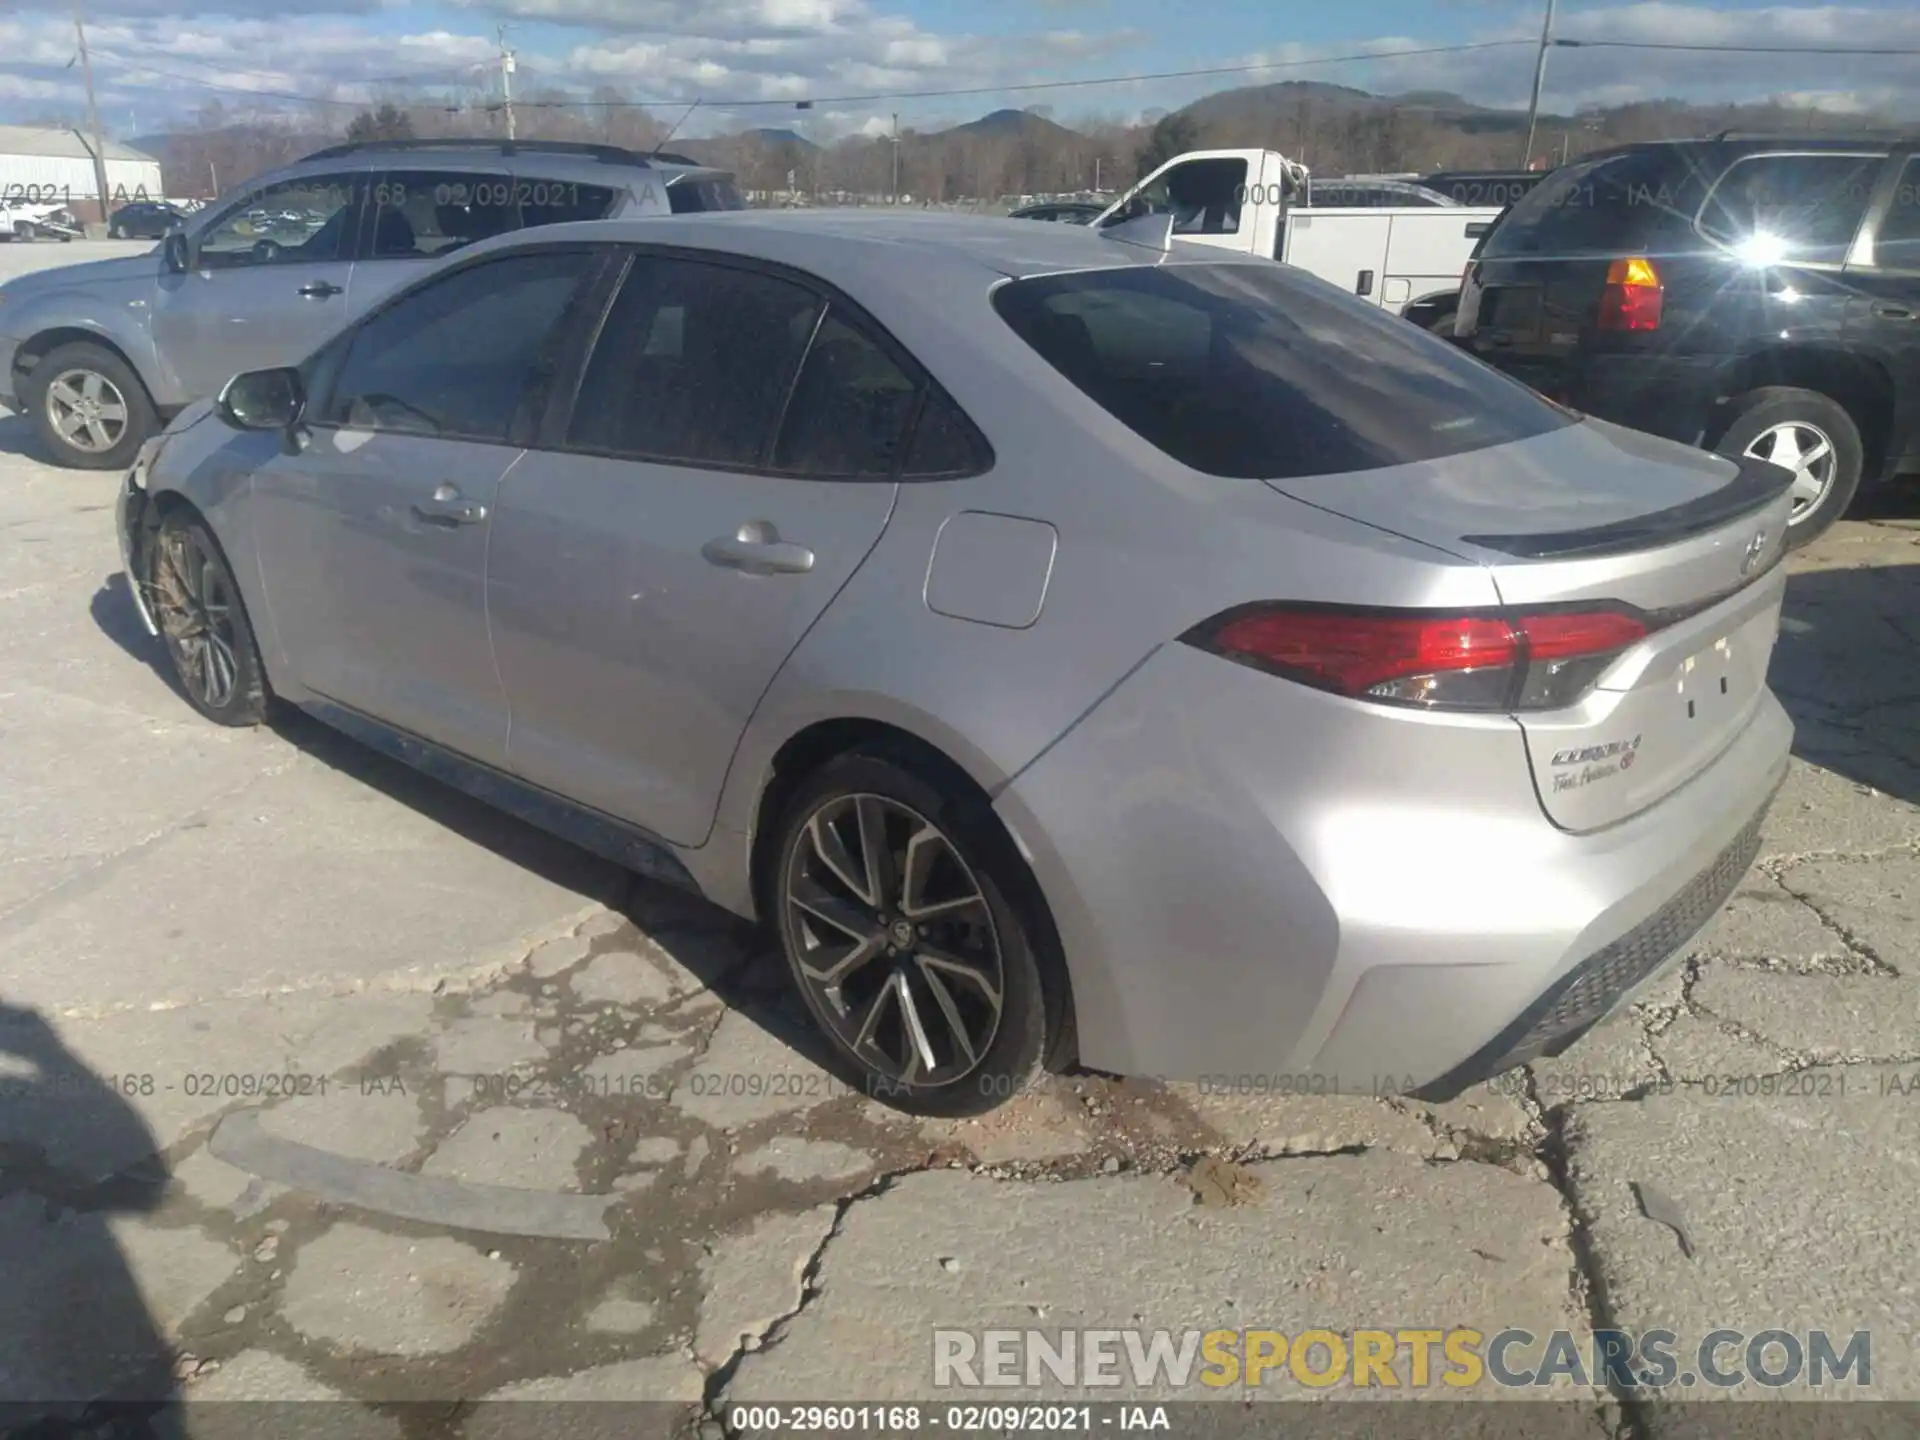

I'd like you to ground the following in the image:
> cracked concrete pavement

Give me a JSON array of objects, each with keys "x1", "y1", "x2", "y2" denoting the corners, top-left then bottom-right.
[{"x1": 4, "y1": 325, "x2": 1920, "y2": 1436}]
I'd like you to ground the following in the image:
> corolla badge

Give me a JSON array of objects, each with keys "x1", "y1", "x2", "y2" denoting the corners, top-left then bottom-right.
[{"x1": 1549, "y1": 735, "x2": 1643, "y2": 794}]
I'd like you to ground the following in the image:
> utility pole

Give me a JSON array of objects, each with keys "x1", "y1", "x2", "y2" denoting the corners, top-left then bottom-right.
[
  {"x1": 890, "y1": 113, "x2": 900, "y2": 203},
  {"x1": 497, "y1": 25, "x2": 517, "y2": 141},
  {"x1": 71, "y1": 0, "x2": 113, "y2": 226},
  {"x1": 1521, "y1": 0, "x2": 1557, "y2": 169}
]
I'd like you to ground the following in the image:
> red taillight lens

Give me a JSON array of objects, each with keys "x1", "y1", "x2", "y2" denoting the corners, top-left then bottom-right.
[
  {"x1": 1597, "y1": 255, "x2": 1663, "y2": 331},
  {"x1": 1187, "y1": 604, "x2": 1650, "y2": 712}
]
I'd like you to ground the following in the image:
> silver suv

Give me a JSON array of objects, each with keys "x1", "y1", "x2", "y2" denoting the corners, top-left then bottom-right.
[{"x1": 0, "y1": 138, "x2": 743, "y2": 469}]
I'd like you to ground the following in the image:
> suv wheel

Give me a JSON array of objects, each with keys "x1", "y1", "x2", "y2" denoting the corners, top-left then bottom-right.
[
  {"x1": 771, "y1": 754, "x2": 1055, "y2": 1117},
  {"x1": 26, "y1": 341, "x2": 159, "y2": 470},
  {"x1": 13, "y1": 221, "x2": 34, "y2": 242},
  {"x1": 148, "y1": 510, "x2": 270, "y2": 727},
  {"x1": 1712, "y1": 387, "x2": 1862, "y2": 548}
]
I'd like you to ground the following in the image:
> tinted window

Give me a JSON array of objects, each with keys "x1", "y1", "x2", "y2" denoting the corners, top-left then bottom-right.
[
  {"x1": 568, "y1": 257, "x2": 820, "y2": 466},
  {"x1": 1876, "y1": 157, "x2": 1920, "y2": 269},
  {"x1": 993, "y1": 263, "x2": 1571, "y2": 479},
  {"x1": 771, "y1": 310, "x2": 918, "y2": 477},
  {"x1": 903, "y1": 389, "x2": 990, "y2": 477},
  {"x1": 1697, "y1": 152, "x2": 1883, "y2": 264},
  {"x1": 1478, "y1": 150, "x2": 1700, "y2": 257},
  {"x1": 197, "y1": 174, "x2": 360, "y2": 269},
  {"x1": 319, "y1": 249, "x2": 598, "y2": 441},
  {"x1": 362, "y1": 171, "x2": 515, "y2": 259},
  {"x1": 665, "y1": 176, "x2": 747, "y2": 213}
]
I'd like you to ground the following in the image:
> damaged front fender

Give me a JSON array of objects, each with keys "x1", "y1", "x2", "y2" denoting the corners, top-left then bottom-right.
[{"x1": 115, "y1": 439, "x2": 166, "y2": 638}]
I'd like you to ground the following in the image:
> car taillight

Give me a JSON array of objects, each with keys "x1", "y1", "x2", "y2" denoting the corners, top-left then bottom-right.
[
  {"x1": 1184, "y1": 604, "x2": 1650, "y2": 712},
  {"x1": 1597, "y1": 256, "x2": 1662, "y2": 331}
]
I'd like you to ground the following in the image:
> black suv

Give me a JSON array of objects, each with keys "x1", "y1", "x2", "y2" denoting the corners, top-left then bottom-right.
[{"x1": 1456, "y1": 136, "x2": 1920, "y2": 544}]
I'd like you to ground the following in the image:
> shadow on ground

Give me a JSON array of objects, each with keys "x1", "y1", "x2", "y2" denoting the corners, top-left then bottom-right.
[
  {"x1": 1774, "y1": 554, "x2": 1920, "y2": 807},
  {"x1": 0, "y1": 1003, "x2": 182, "y2": 1434},
  {"x1": 85, "y1": 566, "x2": 825, "y2": 1080},
  {"x1": 0, "y1": 409, "x2": 51, "y2": 464}
]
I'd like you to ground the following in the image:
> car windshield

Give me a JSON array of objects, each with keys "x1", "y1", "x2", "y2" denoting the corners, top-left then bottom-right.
[{"x1": 992, "y1": 262, "x2": 1571, "y2": 479}]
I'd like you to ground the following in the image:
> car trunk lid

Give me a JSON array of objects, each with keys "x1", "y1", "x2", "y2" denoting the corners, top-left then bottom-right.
[{"x1": 1265, "y1": 419, "x2": 1794, "y2": 832}]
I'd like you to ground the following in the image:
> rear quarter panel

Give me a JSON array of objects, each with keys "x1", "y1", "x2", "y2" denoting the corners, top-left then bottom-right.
[{"x1": 699, "y1": 270, "x2": 1503, "y2": 915}]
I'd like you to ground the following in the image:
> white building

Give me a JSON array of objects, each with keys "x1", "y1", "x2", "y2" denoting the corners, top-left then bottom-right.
[{"x1": 0, "y1": 125, "x2": 166, "y2": 212}]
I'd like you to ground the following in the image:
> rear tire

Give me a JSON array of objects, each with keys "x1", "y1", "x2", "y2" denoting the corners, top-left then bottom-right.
[
  {"x1": 1711, "y1": 386, "x2": 1863, "y2": 548},
  {"x1": 147, "y1": 510, "x2": 270, "y2": 728},
  {"x1": 25, "y1": 340, "x2": 159, "y2": 471},
  {"x1": 13, "y1": 222, "x2": 34, "y2": 243},
  {"x1": 770, "y1": 753, "x2": 1056, "y2": 1117}
]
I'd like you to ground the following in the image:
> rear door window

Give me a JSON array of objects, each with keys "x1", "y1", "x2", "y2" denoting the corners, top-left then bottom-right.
[
  {"x1": 993, "y1": 262, "x2": 1571, "y2": 479},
  {"x1": 770, "y1": 310, "x2": 919, "y2": 478},
  {"x1": 1867, "y1": 156, "x2": 1920, "y2": 269},
  {"x1": 1697, "y1": 152, "x2": 1884, "y2": 264},
  {"x1": 566, "y1": 255, "x2": 820, "y2": 467},
  {"x1": 364, "y1": 171, "x2": 517, "y2": 259}
]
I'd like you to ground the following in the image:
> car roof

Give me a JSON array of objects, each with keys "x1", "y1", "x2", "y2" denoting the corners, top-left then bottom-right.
[
  {"x1": 242, "y1": 140, "x2": 729, "y2": 195},
  {"x1": 454, "y1": 207, "x2": 1239, "y2": 291}
]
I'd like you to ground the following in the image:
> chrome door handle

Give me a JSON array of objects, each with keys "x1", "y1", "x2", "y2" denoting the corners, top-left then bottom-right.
[
  {"x1": 411, "y1": 483, "x2": 488, "y2": 527},
  {"x1": 702, "y1": 521, "x2": 815, "y2": 575},
  {"x1": 299, "y1": 280, "x2": 343, "y2": 299},
  {"x1": 1872, "y1": 302, "x2": 1915, "y2": 320}
]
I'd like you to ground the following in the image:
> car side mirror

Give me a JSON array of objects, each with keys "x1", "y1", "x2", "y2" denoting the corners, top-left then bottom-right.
[
  {"x1": 162, "y1": 231, "x2": 191, "y2": 273},
  {"x1": 217, "y1": 367, "x2": 304, "y2": 432}
]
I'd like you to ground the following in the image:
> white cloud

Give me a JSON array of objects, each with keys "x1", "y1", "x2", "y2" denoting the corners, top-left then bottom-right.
[{"x1": 2, "y1": 1, "x2": 1918, "y2": 137}]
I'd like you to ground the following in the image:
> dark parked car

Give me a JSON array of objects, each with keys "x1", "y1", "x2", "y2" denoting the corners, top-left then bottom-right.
[
  {"x1": 1457, "y1": 135, "x2": 1920, "y2": 545},
  {"x1": 1008, "y1": 202, "x2": 1106, "y2": 224},
  {"x1": 109, "y1": 201, "x2": 186, "y2": 240}
]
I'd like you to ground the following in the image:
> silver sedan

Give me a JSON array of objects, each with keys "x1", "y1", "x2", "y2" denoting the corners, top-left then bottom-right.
[{"x1": 117, "y1": 209, "x2": 1794, "y2": 1115}]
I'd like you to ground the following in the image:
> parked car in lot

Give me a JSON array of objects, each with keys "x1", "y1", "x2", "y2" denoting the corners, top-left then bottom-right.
[
  {"x1": 118, "y1": 210, "x2": 1793, "y2": 1114},
  {"x1": 109, "y1": 200, "x2": 188, "y2": 240},
  {"x1": 0, "y1": 137, "x2": 743, "y2": 470},
  {"x1": 1457, "y1": 134, "x2": 1920, "y2": 546}
]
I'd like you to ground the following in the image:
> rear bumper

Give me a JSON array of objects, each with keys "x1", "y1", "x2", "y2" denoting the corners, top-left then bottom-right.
[
  {"x1": 994, "y1": 641, "x2": 1793, "y2": 1095},
  {"x1": 1473, "y1": 349, "x2": 1731, "y2": 448}
]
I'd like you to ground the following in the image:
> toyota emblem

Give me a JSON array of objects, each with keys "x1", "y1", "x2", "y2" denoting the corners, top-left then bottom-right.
[{"x1": 1741, "y1": 530, "x2": 1769, "y2": 575}]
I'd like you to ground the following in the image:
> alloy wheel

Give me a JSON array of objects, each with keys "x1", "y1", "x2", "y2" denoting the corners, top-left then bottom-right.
[
  {"x1": 1743, "y1": 421, "x2": 1835, "y2": 524},
  {"x1": 152, "y1": 528, "x2": 241, "y2": 710},
  {"x1": 782, "y1": 794, "x2": 1006, "y2": 1088},
  {"x1": 45, "y1": 367, "x2": 130, "y2": 455}
]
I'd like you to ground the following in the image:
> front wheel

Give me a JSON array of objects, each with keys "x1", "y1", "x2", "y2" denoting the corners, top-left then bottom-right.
[
  {"x1": 771, "y1": 754, "x2": 1056, "y2": 1117},
  {"x1": 1712, "y1": 386, "x2": 1863, "y2": 548},
  {"x1": 148, "y1": 511, "x2": 270, "y2": 727},
  {"x1": 25, "y1": 341, "x2": 159, "y2": 470}
]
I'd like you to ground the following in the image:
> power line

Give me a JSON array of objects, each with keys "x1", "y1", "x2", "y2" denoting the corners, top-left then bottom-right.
[{"x1": 1553, "y1": 37, "x2": 1920, "y2": 54}]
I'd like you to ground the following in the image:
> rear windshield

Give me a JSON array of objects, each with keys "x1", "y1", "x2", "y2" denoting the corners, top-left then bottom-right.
[
  {"x1": 992, "y1": 263, "x2": 1571, "y2": 480},
  {"x1": 1478, "y1": 149, "x2": 1698, "y2": 257}
]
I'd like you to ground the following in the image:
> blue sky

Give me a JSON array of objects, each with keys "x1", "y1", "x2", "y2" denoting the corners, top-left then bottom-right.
[{"x1": 2, "y1": 1, "x2": 1917, "y2": 140}]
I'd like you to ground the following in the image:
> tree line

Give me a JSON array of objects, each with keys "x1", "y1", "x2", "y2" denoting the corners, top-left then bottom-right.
[{"x1": 133, "y1": 87, "x2": 1895, "y2": 208}]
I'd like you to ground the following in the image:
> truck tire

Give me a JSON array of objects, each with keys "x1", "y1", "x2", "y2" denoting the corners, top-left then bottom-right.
[
  {"x1": 1711, "y1": 387, "x2": 1863, "y2": 549},
  {"x1": 24, "y1": 340, "x2": 160, "y2": 471}
]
